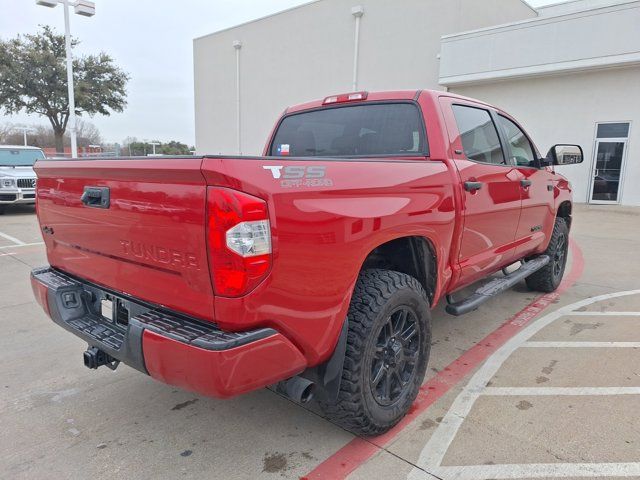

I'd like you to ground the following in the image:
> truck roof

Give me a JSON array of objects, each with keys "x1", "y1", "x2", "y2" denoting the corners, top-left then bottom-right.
[{"x1": 284, "y1": 89, "x2": 497, "y2": 114}]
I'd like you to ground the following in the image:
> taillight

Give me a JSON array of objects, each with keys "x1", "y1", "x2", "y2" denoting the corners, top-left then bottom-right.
[{"x1": 207, "y1": 187, "x2": 272, "y2": 297}]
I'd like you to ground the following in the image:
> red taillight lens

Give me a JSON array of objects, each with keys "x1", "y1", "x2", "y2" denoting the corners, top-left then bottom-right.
[{"x1": 207, "y1": 187, "x2": 272, "y2": 297}]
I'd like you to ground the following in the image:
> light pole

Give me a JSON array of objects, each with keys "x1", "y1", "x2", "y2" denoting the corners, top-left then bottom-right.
[
  {"x1": 36, "y1": 0, "x2": 96, "y2": 158},
  {"x1": 17, "y1": 126, "x2": 36, "y2": 146},
  {"x1": 149, "y1": 142, "x2": 160, "y2": 156}
]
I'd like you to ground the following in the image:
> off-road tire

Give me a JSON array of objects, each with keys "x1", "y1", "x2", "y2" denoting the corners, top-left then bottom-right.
[
  {"x1": 525, "y1": 217, "x2": 569, "y2": 293},
  {"x1": 319, "y1": 269, "x2": 431, "y2": 436}
]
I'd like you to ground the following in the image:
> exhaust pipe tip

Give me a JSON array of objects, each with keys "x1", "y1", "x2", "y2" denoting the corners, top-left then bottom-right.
[{"x1": 280, "y1": 376, "x2": 315, "y2": 404}]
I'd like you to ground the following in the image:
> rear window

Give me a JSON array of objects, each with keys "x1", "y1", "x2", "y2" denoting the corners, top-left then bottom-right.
[
  {"x1": 0, "y1": 148, "x2": 45, "y2": 166},
  {"x1": 269, "y1": 102, "x2": 427, "y2": 157}
]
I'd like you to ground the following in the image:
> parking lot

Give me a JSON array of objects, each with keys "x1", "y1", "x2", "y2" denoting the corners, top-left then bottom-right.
[{"x1": 1, "y1": 203, "x2": 639, "y2": 480}]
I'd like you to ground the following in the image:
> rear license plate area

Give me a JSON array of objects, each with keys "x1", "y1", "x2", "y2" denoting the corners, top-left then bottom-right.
[
  {"x1": 99, "y1": 295, "x2": 130, "y2": 327},
  {"x1": 101, "y1": 298, "x2": 113, "y2": 320}
]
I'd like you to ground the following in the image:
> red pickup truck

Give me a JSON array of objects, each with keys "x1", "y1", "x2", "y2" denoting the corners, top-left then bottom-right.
[{"x1": 31, "y1": 90, "x2": 582, "y2": 435}]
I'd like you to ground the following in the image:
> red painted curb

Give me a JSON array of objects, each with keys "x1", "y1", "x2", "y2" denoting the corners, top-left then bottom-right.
[{"x1": 304, "y1": 239, "x2": 584, "y2": 480}]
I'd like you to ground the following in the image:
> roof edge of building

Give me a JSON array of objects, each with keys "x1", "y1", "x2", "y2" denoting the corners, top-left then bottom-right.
[
  {"x1": 517, "y1": 0, "x2": 541, "y2": 14},
  {"x1": 439, "y1": 52, "x2": 640, "y2": 87},
  {"x1": 193, "y1": 0, "x2": 325, "y2": 42},
  {"x1": 441, "y1": 0, "x2": 639, "y2": 41}
]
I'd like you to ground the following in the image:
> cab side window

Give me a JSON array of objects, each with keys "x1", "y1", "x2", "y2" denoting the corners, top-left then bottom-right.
[
  {"x1": 452, "y1": 105, "x2": 505, "y2": 165},
  {"x1": 497, "y1": 115, "x2": 536, "y2": 167}
]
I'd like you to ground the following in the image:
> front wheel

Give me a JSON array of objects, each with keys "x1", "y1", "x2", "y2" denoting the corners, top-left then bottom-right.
[
  {"x1": 319, "y1": 269, "x2": 431, "y2": 436},
  {"x1": 526, "y1": 217, "x2": 569, "y2": 293}
]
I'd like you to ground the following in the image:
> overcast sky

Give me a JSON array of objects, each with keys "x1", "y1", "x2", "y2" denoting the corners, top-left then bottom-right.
[{"x1": 2, "y1": 0, "x2": 549, "y2": 145}]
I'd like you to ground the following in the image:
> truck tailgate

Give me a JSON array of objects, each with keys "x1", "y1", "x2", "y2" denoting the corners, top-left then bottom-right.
[{"x1": 34, "y1": 158, "x2": 214, "y2": 321}]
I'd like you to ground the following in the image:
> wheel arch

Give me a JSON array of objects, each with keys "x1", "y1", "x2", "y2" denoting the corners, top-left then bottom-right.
[
  {"x1": 359, "y1": 235, "x2": 437, "y2": 304},
  {"x1": 308, "y1": 236, "x2": 437, "y2": 408},
  {"x1": 557, "y1": 200, "x2": 572, "y2": 229}
]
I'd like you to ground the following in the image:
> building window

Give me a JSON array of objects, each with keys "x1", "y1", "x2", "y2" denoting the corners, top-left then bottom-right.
[
  {"x1": 596, "y1": 123, "x2": 630, "y2": 139},
  {"x1": 590, "y1": 122, "x2": 631, "y2": 204}
]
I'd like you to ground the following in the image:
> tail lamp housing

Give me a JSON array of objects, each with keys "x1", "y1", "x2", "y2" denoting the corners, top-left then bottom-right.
[{"x1": 207, "y1": 187, "x2": 272, "y2": 297}]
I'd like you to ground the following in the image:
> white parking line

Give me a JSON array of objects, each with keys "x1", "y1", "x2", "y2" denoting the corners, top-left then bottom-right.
[
  {"x1": 0, "y1": 242, "x2": 44, "y2": 250},
  {"x1": 523, "y1": 341, "x2": 640, "y2": 348},
  {"x1": 408, "y1": 289, "x2": 640, "y2": 480},
  {"x1": 0, "y1": 231, "x2": 26, "y2": 246},
  {"x1": 434, "y1": 462, "x2": 640, "y2": 479},
  {"x1": 566, "y1": 311, "x2": 640, "y2": 316},
  {"x1": 484, "y1": 386, "x2": 640, "y2": 396}
]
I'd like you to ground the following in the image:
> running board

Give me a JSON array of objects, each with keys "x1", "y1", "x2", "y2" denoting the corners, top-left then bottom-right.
[{"x1": 445, "y1": 255, "x2": 550, "y2": 316}]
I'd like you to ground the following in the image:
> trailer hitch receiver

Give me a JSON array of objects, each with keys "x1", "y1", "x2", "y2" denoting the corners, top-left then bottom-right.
[{"x1": 83, "y1": 346, "x2": 120, "y2": 371}]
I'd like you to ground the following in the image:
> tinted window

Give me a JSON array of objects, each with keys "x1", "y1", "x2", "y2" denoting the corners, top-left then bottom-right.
[
  {"x1": 452, "y1": 105, "x2": 505, "y2": 165},
  {"x1": 270, "y1": 103, "x2": 426, "y2": 157},
  {"x1": 497, "y1": 115, "x2": 536, "y2": 167},
  {"x1": 0, "y1": 148, "x2": 45, "y2": 166}
]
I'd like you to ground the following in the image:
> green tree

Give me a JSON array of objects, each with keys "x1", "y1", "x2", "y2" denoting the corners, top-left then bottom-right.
[
  {"x1": 0, "y1": 26, "x2": 128, "y2": 153},
  {"x1": 122, "y1": 138, "x2": 194, "y2": 157},
  {"x1": 159, "y1": 140, "x2": 194, "y2": 155}
]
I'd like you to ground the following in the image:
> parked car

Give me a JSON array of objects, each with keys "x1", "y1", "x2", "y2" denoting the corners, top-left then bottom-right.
[
  {"x1": 0, "y1": 145, "x2": 43, "y2": 214},
  {"x1": 30, "y1": 90, "x2": 582, "y2": 435}
]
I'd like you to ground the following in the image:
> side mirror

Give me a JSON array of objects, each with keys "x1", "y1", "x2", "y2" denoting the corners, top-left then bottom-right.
[{"x1": 546, "y1": 144, "x2": 583, "y2": 166}]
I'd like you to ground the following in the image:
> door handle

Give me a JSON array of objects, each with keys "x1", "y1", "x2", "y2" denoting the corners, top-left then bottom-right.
[
  {"x1": 520, "y1": 179, "x2": 532, "y2": 188},
  {"x1": 81, "y1": 186, "x2": 110, "y2": 209},
  {"x1": 464, "y1": 181, "x2": 483, "y2": 192}
]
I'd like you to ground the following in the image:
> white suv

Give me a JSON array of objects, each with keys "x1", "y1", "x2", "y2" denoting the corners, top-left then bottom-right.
[{"x1": 0, "y1": 145, "x2": 44, "y2": 214}]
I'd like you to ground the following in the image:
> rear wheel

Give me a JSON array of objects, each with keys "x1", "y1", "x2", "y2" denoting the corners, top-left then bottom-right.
[
  {"x1": 525, "y1": 217, "x2": 569, "y2": 293},
  {"x1": 0, "y1": 205, "x2": 6, "y2": 215},
  {"x1": 319, "y1": 269, "x2": 431, "y2": 436}
]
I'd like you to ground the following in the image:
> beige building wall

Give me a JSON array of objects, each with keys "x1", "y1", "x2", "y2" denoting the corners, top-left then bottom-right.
[
  {"x1": 193, "y1": 0, "x2": 536, "y2": 155},
  {"x1": 452, "y1": 67, "x2": 640, "y2": 206}
]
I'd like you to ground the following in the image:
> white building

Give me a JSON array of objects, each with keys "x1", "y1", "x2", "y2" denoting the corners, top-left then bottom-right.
[{"x1": 193, "y1": 0, "x2": 640, "y2": 206}]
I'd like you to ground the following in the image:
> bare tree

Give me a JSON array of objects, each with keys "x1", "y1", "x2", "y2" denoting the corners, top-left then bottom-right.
[
  {"x1": 0, "y1": 123, "x2": 14, "y2": 144},
  {"x1": 0, "y1": 120, "x2": 102, "y2": 148}
]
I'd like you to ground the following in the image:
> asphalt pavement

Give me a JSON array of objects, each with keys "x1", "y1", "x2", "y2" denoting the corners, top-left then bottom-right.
[{"x1": 1, "y1": 203, "x2": 639, "y2": 480}]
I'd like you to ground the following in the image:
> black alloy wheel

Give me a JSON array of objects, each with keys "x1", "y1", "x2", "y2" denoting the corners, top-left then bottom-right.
[{"x1": 370, "y1": 307, "x2": 420, "y2": 406}]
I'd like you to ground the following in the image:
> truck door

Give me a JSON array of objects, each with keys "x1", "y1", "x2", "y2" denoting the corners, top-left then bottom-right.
[
  {"x1": 495, "y1": 113, "x2": 556, "y2": 258},
  {"x1": 441, "y1": 98, "x2": 522, "y2": 289}
]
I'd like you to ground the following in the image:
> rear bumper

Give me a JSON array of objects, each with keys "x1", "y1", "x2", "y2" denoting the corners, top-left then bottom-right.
[{"x1": 30, "y1": 267, "x2": 306, "y2": 398}]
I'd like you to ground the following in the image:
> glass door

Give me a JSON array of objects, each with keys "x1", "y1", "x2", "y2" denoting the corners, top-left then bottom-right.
[{"x1": 589, "y1": 140, "x2": 627, "y2": 204}]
